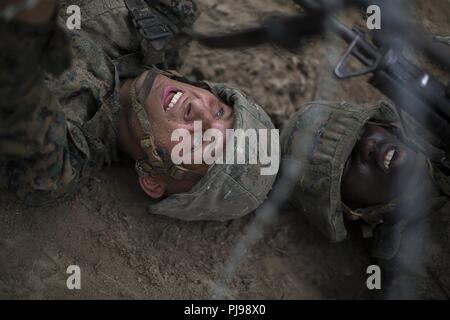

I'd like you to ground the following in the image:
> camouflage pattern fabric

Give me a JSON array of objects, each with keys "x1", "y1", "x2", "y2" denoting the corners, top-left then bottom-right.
[
  {"x1": 0, "y1": 0, "x2": 198, "y2": 205},
  {"x1": 0, "y1": 0, "x2": 277, "y2": 220},
  {"x1": 72, "y1": 0, "x2": 199, "y2": 70}
]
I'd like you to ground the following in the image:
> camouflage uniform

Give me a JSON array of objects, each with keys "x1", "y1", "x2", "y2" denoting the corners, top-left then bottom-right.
[
  {"x1": 0, "y1": 0, "x2": 197, "y2": 205},
  {"x1": 281, "y1": 101, "x2": 450, "y2": 299},
  {"x1": 0, "y1": 1, "x2": 277, "y2": 218}
]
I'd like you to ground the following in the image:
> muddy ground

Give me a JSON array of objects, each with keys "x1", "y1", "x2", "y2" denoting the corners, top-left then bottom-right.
[{"x1": 0, "y1": 0, "x2": 449, "y2": 299}]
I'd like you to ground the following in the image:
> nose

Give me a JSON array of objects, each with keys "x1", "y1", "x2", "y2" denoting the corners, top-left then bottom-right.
[
  {"x1": 357, "y1": 138, "x2": 378, "y2": 164},
  {"x1": 186, "y1": 96, "x2": 214, "y2": 128}
]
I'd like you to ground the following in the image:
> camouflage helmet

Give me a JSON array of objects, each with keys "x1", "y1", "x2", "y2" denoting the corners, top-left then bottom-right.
[
  {"x1": 132, "y1": 69, "x2": 278, "y2": 221},
  {"x1": 280, "y1": 101, "x2": 406, "y2": 242}
]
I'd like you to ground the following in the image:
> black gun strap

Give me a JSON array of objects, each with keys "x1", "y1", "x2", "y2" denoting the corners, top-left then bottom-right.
[{"x1": 125, "y1": 0, "x2": 172, "y2": 48}]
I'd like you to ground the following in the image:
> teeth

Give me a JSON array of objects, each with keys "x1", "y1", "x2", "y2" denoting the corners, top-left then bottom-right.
[
  {"x1": 166, "y1": 92, "x2": 183, "y2": 111},
  {"x1": 384, "y1": 149, "x2": 395, "y2": 169}
]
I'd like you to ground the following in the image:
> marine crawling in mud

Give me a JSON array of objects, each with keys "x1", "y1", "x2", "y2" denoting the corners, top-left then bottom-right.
[
  {"x1": 0, "y1": 0, "x2": 277, "y2": 221},
  {"x1": 281, "y1": 101, "x2": 450, "y2": 299}
]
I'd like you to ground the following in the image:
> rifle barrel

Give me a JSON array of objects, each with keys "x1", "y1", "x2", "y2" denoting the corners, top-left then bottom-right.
[{"x1": 328, "y1": 17, "x2": 379, "y2": 60}]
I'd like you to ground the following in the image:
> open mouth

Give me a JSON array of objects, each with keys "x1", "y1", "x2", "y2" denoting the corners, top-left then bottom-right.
[
  {"x1": 383, "y1": 147, "x2": 396, "y2": 170},
  {"x1": 378, "y1": 143, "x2": 407, "y2": 172},
  {"x1": 162, "y1": 86, "x2": 184, "y2": 112}
]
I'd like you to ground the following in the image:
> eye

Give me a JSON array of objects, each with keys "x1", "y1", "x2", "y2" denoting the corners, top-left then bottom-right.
[{"x1": 214, "y1": 107, "x2": 225, "y2": 120}]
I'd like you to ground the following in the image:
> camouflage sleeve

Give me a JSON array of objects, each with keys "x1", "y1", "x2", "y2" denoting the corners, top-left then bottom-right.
[{"x1": 0, "y1": 16, "x2": 80, "y2": 205}]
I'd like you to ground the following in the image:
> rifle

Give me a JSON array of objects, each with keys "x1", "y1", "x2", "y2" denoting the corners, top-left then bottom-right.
[{"x1": 184, "y1": 0, "x2": 450, "y2": 167}]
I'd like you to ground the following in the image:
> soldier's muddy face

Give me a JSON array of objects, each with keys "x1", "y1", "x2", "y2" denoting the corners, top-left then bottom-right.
[
  {"x1": 341, "y1": 124, "x2": 417, "y2": 209},
  {"x1": 142, "y1": 74, "x2": 234, "y2": 169}
]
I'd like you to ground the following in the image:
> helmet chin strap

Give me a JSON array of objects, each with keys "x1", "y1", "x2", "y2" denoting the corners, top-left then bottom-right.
[{"x1": 129, "y1": 68, "x2": 204, "y2": 181}]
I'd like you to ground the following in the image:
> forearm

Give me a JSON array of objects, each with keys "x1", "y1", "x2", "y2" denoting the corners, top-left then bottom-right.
[
  {"x1": 0, "y1": 0, "x2": 71, "y2": 154},
  {"x1": 0, "y1": 1, "x2": 80, "y2": 202},
  {"x1": 0, "y1": 65, "x2": 80, "y2": 205}
]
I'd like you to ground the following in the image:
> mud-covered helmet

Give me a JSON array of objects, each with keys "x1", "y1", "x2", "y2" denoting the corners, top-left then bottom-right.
[{"x1": 130, "y1": 68, "x2": 278, "y2": 220}]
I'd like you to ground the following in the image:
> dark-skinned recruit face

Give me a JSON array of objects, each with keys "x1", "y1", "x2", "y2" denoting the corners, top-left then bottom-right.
[{"x1": 341, "y1": 124, "x2": 419, "y2": 210}]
